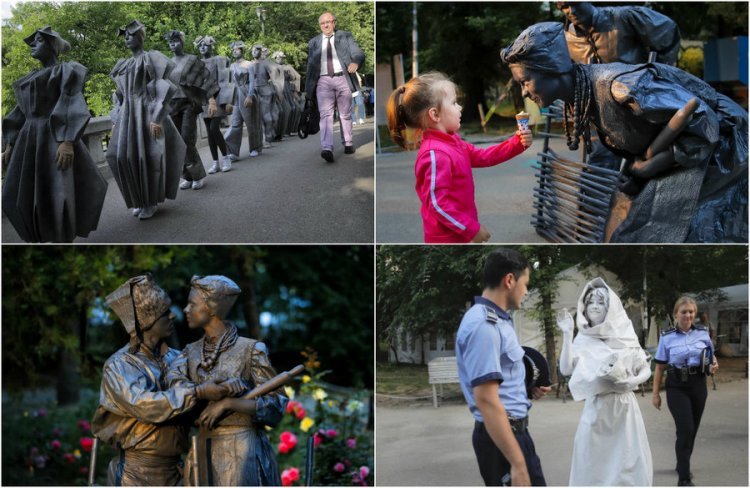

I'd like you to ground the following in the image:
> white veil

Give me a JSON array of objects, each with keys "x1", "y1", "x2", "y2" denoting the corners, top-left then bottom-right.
[{"x1": 568, "y1": 278, "x2": 649, "y2": 401}]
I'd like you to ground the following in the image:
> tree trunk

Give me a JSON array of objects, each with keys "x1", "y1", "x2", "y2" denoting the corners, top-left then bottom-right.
[
  {"x1": 57, "y1": 316, "x2": 81, "y2": 406},
  {"x1": 541, "y1": 291, "x2": 558, "y2": 385},
  {"x1": 229, "y1": 250, "x2": 261, "y2": 339}
]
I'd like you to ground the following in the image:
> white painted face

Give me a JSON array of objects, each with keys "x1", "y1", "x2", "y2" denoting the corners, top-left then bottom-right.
[{"x1": 584, "y1": 288, "x2": 608, "y2": 326}]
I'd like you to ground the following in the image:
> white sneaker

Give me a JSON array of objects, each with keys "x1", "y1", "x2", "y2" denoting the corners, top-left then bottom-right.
[
  {"x1": 263, "y1": 142, "x2": 271, "y2": 149},
  {"x1": 132, "y1": 207, "x2": 142, "y2": 217},
  {"x1": 221, "y1": 155, "x2": 232, "y2": 172},
  {"x1": 208, "y1": 160, "x2": 220, "y2": 174},
  {"x1": 139, "y1": 205, "x2": 157, "y2": 220},
  {"x1": 249, "y1": 150, "x2": 259, "y2": 157},
  {"x1": 179, "y1": 179, "x2": 191, "y2": 190},
  {"x1": 228, "y1": 153, "x2": 239, "y2": 161},
  {"x1": 192, "y1": 178, "x2": 205, "y2": 190},
  {"x1": 352, "y1": 121, "x2": 357, "y2": 126},
  {"x1": 359, "y1": 118, "x2": 365, "y2": 125}
]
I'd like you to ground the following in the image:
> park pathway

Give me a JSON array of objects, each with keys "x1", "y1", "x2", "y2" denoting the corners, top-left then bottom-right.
[{"x1": 2, "y1": 122, "x2": 374, "y2": 244}]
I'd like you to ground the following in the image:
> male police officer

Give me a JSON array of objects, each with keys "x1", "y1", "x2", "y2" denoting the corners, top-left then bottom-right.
[{"x1": 456, "y1": 249, "x2": 550, "y2": 486}]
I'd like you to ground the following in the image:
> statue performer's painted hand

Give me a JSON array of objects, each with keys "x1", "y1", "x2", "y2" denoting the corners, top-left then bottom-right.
[
  {"x1": 219, "y1": 378, "x2": 246, "y2": 396},
  {"x1": 225, "y1": 103, "x2": 233, "y2": 114},
  {"x1": 199, "y1": 398, "x2": 229, "y2": 430},
  {"x1": 3, "y1": 144, "x2": 13, "y2": 168},
  {"x1": 55, "y1": 141, "x2": 74, "y2": 170},
  {"x1": 556, "y1": 309, "x2": 574, "y2": 335},
  {"x1": 150, "y1": 122, "x2": 162, "y2": 138},
  {"x1": 207, "y1": 98, "x2": 218, "y2": 117}
]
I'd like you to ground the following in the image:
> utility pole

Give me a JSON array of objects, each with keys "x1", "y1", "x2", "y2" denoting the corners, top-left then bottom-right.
[{"x1": 411, "y1": 1, "x2": 419, "y2": 78}]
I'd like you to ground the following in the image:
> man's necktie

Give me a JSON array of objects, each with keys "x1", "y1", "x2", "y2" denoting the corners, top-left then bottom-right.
[{"x1": 326, "y1": 35, "x2": 335, "y2": 76}]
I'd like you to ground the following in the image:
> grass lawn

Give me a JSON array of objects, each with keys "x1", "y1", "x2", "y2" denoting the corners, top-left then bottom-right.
[{"x1": 376, "y1": 362, "x2": 463, "y2": 400}]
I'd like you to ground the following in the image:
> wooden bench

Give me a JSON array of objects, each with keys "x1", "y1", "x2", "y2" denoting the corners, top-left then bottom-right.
[{"x1": 428, "y1": 356, "x2": 460, "y2": 408}]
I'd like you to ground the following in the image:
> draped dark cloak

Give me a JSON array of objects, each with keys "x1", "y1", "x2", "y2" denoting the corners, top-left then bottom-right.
[{"x1": 2, "y1": 61, "x2": 107, "y2": 242}]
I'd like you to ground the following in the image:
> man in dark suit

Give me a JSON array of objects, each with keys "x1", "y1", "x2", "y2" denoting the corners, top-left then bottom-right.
[{"x1": 305, "y1": 11, "x2": 365, "y2": 163}]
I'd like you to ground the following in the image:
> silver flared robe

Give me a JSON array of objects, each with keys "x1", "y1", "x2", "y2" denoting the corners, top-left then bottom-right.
[{"x1": 106, "y1": 51, "x2": 186, "y2": 209}]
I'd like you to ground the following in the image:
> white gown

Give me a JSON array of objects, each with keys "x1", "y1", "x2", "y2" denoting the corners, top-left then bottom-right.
[{"x1": 567, "y1": 278, "x2": 653, "y2": 486}]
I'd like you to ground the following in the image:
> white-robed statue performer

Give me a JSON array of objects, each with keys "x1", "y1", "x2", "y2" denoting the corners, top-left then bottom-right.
[{"x1": 557, "y1": 277, "x2": 653, "y2": 486}]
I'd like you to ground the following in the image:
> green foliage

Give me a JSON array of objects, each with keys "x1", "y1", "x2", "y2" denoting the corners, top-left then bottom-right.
[
  {"x1": 274, "y1": 360, "x2": 372, "y2": 486},
  {"x1": 376, "y1": 245, "x2": 748, "y2": 362},
  {"x1": 579, "y1": 245, "x2": 749, "y2": 323},
  {"x1": 2, "y1": 246, "x2": 373, "y2": 399},
  {"x1": 2, "y1": 1, "x2": 373, "y2": 116},
  {"x1": 376, "y1": 2, "x2": 749, "y2": 123},
  {"x1": 678, "y1": 46, "x2": 704, "y2": 79},
  {"x1": 1, "y1": 396, "x2": 108, "y2": 486},
  {"x1": 84, "y1": 74, "x2": 115, "y2": 117}
]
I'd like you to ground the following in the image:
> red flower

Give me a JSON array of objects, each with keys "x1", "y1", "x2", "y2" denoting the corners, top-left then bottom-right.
[
  {"x1": 80, "y1": 467, "x2": 89, "y2": 475},
  {"x1": 294, "y1": 406, "x2": 306, "y2": 420},
  {"x1": 346, "y1": 438, "x2": 357, "y2": 449},
  {"x1": 280, "y1": 432, "x2": 297, "y2": 449},
  {"x1": 79, "y1": 437, "x2": 94, "y2": 453},
  {"x1": 285, "y1": 401, "x2": 299, "y2": 414},
  {"x1": 279, "y1": 442, "x2": 291, "y2": 454},
  {"x1": 78, "y1": 419, "x2": 91, "y2": 432},
  {"x1": 281, "y1": 467, "x2": 300, "y2": 486},
  {"x1": 326, "y1": 429, "x2": 338, "y2": 438},
  {"x1": 63, "y1": 452, "x2": 75, "y2": 464},
  {"x1": 51, "y1": 440, "x2": 61, "y2": 450},
  {"x1": 333, "y1": 462, "x2": 345, "y2": 473},
  {"x1": 313, "y1": 433, "x2": 323, "y2": 447}
]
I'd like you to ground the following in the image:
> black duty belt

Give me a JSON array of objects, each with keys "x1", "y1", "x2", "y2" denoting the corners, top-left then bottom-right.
[
  {"x1": 667, "y1": 364, "x2": 704, "y2": 381},
  {"x1": 476, "y1": 417, "x2": 528, "y2": 434},
  {"x1": 327, "y1": 72, "x2": 344, "y2": 77}
]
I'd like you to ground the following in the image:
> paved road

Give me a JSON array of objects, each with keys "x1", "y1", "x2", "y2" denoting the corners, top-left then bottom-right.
[
  {"x1": 2, "y1": 121, "x2": 374, "y2": 243},
  {"x1": 376, "y1": 134, "x2": 587, "y2": 243},
  {"x1": 376, "y1": 379, "x2": 749, "y2": 486}
]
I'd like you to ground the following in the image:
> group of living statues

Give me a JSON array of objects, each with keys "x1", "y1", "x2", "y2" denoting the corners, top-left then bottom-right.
[
  {"x1": 2, "y1": 21, "x2": 305, "y2": 240},
  {"x1": 503, "y1": 2, "x2": 748, "y2": 243},
  {"x1": 92, "y1": 273, "x2": 288, "y2": 486}
]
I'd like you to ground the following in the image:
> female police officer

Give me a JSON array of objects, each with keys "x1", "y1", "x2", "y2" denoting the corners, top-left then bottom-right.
[{"x1": 652, "y1": 296, "x2": 719, "y2": 486}]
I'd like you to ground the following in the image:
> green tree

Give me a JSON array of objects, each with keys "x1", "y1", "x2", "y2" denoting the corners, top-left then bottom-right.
[
  {"x1": 2, "y1": 1, "x2": 374, "y2": 116},
  {"x1": 2, "y1": 246, "x2": 374, "y2": 403},
  {"x1": 376, "y1": 2, "x2": 748, "y2": 123}
]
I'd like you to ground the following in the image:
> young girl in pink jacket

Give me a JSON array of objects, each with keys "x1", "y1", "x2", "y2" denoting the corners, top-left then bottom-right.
[{"x1": 387, "y1": 72, "x2": 533, "y2": 243}]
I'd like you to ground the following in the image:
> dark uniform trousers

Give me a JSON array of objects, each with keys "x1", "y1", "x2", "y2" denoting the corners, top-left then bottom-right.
[
  {"x1": 473, "y1": 421, "x2": 546, "y2": 486},
  {"x1": 666, "y1": 373, "x2": 708, "y2": 480}
]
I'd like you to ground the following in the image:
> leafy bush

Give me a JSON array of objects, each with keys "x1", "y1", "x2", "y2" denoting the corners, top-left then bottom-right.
[
  {"x1": 1, "y1": 396, "x2": 108, "y2": 486},
  {"x1": 275, "y1": 350, "x2": 373, "y2": 486}
]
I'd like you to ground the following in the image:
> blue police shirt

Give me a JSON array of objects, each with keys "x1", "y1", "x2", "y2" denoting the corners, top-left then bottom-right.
[
  {"x1": 456, "y1": 296, "x2": 531, "y2": 421},
  {"x1": 654, "y1": 326, "x2": 713, "y2": 367}
]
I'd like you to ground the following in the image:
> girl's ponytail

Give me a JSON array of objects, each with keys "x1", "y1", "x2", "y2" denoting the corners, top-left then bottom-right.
[{"x1": 387, "y1": 85, "x2": 408, "y2": 149}]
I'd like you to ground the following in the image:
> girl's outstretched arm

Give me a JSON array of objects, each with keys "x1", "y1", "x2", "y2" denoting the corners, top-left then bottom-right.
[{"x1": 463, "y1": 131, "x2": 529, "y2": 168}]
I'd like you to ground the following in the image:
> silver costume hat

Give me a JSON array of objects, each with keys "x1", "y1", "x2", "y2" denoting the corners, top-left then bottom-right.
[
  {"x1": 24, "y1": 26, "x2": 71, "y2": 56},
  {"x1": 118, "y1": 20, "x2": 146, "y2": 38}
]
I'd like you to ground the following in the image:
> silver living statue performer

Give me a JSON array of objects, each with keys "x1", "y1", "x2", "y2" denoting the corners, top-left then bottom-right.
[
  {"x1": 250, "y1": 44, "x2": 279, "y2": 146},
  {"x1": 273, "y1": 51, "x2": 303, "y2": 137},
  {"x1": 557, "y1": 1, "x2": 680, "y2": 65},
  {"x1": 169, "y1": 275, "x2": 288, "y2": 486},
  {"x1": 107, "y1": 20, "x2": 187, "y2": 221},
  {"x1": 92, "y1": 275, "x2": 241, "y2": 486},
  {"x1": 557, "y1": 278, "x2": 652, "y2": 486},
  {"x1": 224, "y1": 41, "x2": 263, "y2": 159}
]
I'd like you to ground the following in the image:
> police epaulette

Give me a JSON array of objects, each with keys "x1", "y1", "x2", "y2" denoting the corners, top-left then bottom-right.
[
  {"x1": 483, "y1": 305, "x2": 499, "y2": 324},
  {"x1": 693, "y1": 324, "x2": 707, "y2": 331},
  {"x1": 661, "y1": 328, "x2": 677, "y2": 336}
]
